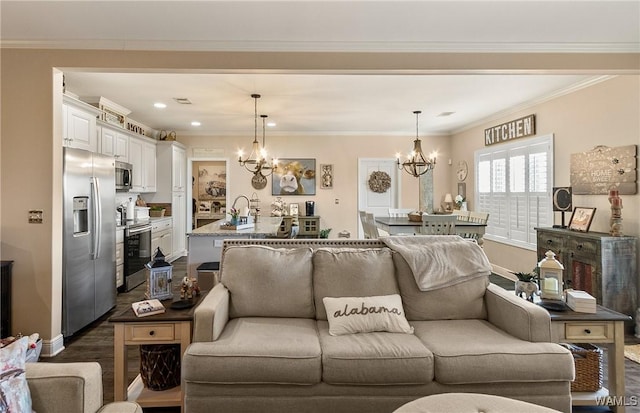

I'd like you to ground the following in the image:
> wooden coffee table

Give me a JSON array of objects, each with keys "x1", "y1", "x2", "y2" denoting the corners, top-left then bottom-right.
[
  {"x1": 548, "y1": 305, "x2": 631, "y2": 412},
  {"x1": 109, "y1": 293, "x2": 205, "y2": 412}
]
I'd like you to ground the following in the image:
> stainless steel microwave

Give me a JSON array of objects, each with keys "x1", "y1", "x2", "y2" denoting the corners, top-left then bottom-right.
[{"x1": 115, "y1": 161, "x2": 133, "y2": 191}]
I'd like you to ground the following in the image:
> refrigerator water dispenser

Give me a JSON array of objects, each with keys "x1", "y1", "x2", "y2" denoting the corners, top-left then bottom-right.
[{"x1": 73, "y1": 197, "x2": 89, "y2": 234}]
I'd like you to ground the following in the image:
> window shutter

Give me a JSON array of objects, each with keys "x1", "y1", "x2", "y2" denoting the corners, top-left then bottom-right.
[{"x1": 475, "y1": 134, "x2": 554, "y2": 249}]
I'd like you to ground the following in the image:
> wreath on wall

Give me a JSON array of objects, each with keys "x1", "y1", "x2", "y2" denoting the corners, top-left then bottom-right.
[{"x1": 368, "y1": 171, "x2": 391, "y2": 193}]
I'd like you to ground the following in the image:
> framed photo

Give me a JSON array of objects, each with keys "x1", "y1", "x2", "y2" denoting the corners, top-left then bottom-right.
[
  {"x1": 272, "y1": 158, "x2": 316, "y2": 196},
  {"x1": 568, "y1": 207, "x2": 596, "y2": 232},
  {"x1": 457, "y1": 182, "x2": 466, "y2": 199},
  {"x1": 289, "y1": 203, "x2": 299, "y2": 216},
  {"x1": 320, "y1": 164, "x2": 333, "y2": 189}
]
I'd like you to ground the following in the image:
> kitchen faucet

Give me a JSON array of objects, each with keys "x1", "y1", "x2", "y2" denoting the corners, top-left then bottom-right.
[{"x1": 232, "y1": 195, "x2": 251, "y2": 216}]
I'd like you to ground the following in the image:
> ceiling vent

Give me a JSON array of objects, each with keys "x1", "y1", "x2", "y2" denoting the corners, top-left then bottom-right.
[
  {"x1": 173, "y1": 98, "x2": 192, "y2": 105},
  {"x1": 437, "y1": 111, "x2": 455, "y2": 117}
]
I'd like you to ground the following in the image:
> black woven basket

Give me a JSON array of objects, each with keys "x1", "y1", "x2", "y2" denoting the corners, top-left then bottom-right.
[{"x1": 140, "y1": 344, "x2": 181, "y2": 391}]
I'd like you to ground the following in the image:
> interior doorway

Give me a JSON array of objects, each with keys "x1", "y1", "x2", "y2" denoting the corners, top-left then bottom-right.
[
  {"x1": 357, "y1": 158, "x2": 401, "y2": 238},
  {"x1": 187, "y1": 158, "x2": 229, "y2": 231}
]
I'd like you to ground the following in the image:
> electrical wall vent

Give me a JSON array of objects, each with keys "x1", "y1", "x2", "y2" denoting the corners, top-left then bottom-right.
[{"x1": 173, "y1": 98, "x2": 192, "y2": 105}]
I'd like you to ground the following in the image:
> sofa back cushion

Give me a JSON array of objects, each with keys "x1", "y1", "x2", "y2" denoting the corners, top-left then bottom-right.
[
  {"x1": 393, "y1": 251, "x2": 488, "y2": 320},
  {"x1": 313, "y1": 248, "x2": 399, "y2": 320},
  {"x1": 221, "y1": 245, "x2": 315, "y2": 318}
]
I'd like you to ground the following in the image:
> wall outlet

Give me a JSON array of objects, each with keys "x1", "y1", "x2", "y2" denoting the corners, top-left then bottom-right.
[
  {"x1": 29, "y1": 209, "x2": 43, "y2": 224},
  {"x1": 335, "y1": 199, "x2": 339, "y2": 204}
]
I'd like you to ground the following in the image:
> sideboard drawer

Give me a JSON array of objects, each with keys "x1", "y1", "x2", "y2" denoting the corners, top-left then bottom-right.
[
  {"x1": 125, "y1": 324, "x2": 175, "y2": 342},
  {"x1": 565, "y1": 322, "x2": 610, "y2": 341},
  {"x1": 538, "y1": 233, "x2": 564, "y2": 251},
  {"x1": 567, "y1": 238, "x2": 599, "y2": 256}
]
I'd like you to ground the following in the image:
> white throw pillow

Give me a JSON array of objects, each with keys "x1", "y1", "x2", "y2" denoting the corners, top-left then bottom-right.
[{"x1": 323, "y1": 294, "x2": 414, "y2": 336}]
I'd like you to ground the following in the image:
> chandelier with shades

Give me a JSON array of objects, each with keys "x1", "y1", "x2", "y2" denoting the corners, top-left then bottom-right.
[
  {"x1": 238, "y1": 94, "x2": 277, "y2": 177},
  {"x1": 396, "y1": 110, "x2": 437, "y2": 177}
]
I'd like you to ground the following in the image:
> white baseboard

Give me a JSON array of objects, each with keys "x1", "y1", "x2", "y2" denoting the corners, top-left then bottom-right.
[{"x1": 39, "y1": 334, "x2": 65, "y2": 358}]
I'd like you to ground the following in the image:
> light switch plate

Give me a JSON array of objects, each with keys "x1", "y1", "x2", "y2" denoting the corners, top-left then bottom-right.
[{"x1": 29, "y1": 209, "x2": 43, "y2": 224}]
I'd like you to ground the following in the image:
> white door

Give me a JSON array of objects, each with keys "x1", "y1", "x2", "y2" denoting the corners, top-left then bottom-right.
[{"x1": 357, "y1": 158, "x2": 400, "y2": 238}]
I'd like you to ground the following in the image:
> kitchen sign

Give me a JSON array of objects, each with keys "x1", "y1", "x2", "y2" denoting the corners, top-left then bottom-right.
[{"x1": 484, "y1": 114, "x2": 536, "y2": 146}]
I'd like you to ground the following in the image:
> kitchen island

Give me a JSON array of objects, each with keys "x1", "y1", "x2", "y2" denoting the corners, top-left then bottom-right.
[{"x1": 186, "y1": 218, "x2": 283, "y2": 279}]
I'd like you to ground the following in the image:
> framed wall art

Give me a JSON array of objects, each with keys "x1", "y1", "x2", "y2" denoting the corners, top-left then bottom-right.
[
  {"x1": 272, "y1": 158, "x2": 316, "y2": 196},
  {"x1": 568, "y1": 207, "x2": 596, "y2": 232},
  {"x1": 320, "y1": 164, "x2": 334, "y2": 189}
]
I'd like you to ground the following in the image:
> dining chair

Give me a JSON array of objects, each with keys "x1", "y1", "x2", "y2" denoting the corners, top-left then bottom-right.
[
  {"x1": 364, "y1": 212, "x2": 380, "y2": 239},
  {"x1": 359, "y1": 211, "x2": 379, "y2": 239},
  {"x1": 420, "y1": 214, "x2": 457, "y2": 235},
  {"x1": 451, "y1": 210, "x2": 470, "y2": 222},
  {"x1": 468, "y1": 211, "x2": 490, "y2": 224},
  {"x1": 388, "y1": 208, "x2": 414, "y2": 218}
]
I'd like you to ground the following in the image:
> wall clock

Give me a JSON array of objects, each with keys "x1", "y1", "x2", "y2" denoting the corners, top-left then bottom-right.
[{"x1": 456, "y1": 161, "x2": 468, "y2": 182}]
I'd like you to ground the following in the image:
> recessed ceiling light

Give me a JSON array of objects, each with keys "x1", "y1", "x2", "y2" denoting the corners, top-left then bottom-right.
[
  {"x1": 173, "y1": 98, "x2": 192, "y2": 105},
  {"x1": 267, "y1": 122, "x2": 276, "y2": 127},
  {"x1": 153, "y1": 102, "x2": 167, "y2": 109},
  {"x1": 191, "y1": 121, "x2": 201, "y2": 127},
  {"x1": 437, "y1": 111, "x2": 455, "y2": 117}
]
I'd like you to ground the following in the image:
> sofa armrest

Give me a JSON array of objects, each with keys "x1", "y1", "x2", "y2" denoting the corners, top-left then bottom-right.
[
  {"x1": 26, "y1": 362, "x2": 103, "y2": 413},
  {"x1": 193, "y1": 283, "x2": 230, "y2": 342},
  {"x1": 485, "y1": 283, "x2": 552, "y2": 342}
]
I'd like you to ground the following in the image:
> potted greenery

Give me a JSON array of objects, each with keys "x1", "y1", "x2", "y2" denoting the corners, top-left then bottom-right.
[
  {"x1": 512, "y1": 267, "x2": 539, "y2": 302},
  {"x1": 319, "y1": 228, "x2": 332, "y2": 239}
]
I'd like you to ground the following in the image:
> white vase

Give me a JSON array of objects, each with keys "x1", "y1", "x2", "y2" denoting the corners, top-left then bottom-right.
[{"x1": 461, "y1": 202, "x2": 467, "y2": 211}]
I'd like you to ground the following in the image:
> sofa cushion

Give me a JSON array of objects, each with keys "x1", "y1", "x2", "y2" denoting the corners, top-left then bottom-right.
[
  {"x1": 412, "y1": 320, "x2": 575, "y2": 384},
  {"x1": 313, "y1": 248, "x2": 399, "y2": 320},
  {"x1": 323, "y1": 294, "x2": 414, "y2": 336},
  {"x1": 393, "y1": 252, "x2": 489, "y2": 321},
  {"x1": 221, "y1": 246, "x2": 314, "y2": 318},
  {"x1": 182, "y1": 318, "x2": 321, "y2": 385},
  {"x1": 317, "y1": 320, "x2": 433, "y2": 385}
]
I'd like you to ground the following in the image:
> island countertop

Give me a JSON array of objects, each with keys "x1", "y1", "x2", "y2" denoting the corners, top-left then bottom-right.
[{"x1": 189, "y1": 217, "x2": 283, "y2": 237}]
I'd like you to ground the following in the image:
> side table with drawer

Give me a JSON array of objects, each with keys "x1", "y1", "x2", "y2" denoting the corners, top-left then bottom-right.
[
  {"x1": 549, "y1": 305, "x2": 631, "y2": 412},
  {"x1": 109, "y1": 293, "x2": 206, "y2": 411}
]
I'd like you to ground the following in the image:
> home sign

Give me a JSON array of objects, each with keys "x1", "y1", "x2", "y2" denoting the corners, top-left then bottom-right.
[{"x1": 484, "y1": 114, "x2": 536, "y2": 146}]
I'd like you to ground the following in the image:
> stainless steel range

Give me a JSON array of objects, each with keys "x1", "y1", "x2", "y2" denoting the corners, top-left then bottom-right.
[{"x1": 122, "y1": 222, "x2": 152, "y2": 292}]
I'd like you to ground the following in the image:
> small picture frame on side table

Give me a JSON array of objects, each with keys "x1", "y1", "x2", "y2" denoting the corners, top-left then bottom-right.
[
  {"x1": 289, "y1": 203, "x2": 299, "y2": 216},
  {"x1": 568, "y1": 207, "x2": 596, "y2": 232}
]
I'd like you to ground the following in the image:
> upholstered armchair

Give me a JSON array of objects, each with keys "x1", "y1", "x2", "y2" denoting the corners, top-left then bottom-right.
[{"x1": 26, "y1": 362, "x2": 141, "y2": 413}]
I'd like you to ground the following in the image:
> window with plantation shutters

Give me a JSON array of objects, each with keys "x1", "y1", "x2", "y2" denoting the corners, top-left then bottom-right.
[{"x1": 475, "y1": 134, "x2": 554, "y2": 250}]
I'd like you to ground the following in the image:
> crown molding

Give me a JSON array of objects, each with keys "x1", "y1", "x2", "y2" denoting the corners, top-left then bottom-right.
[{"x1": 2, "y1": 39, "x2": 639, "y2": 53}]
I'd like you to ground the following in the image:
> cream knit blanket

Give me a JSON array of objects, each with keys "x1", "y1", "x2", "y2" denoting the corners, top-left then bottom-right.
[{"x1": 380, "y1": 235, "x2": 491, "y2": 291}]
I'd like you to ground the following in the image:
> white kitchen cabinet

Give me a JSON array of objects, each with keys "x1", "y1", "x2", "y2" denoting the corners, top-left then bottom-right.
[
  {"x1": 147, "y1": 141, "x2": 187, "y2": 259},
  {"x1": 151, "y1": 218, "x2": 173, "y2": 259},
  {"x1": 99, "y1": 123, "x2": 130, "y2": 162},
  {"x1": 143, "y1": 142, "x2": 157, "y2": 192},
  {"x1": 63, "y1": 95, "x2": 101, "y2": 152},
  {"x1": 172, "y1": 145, "x2": 187, "y2": 192},
  {"x1": 128, "y1": 135, "x2": 156, "y2": 193},
  {"x1": 115, "y1": 228, "x2": 124, "y2": 289},
  {"x1": 172, "y1": 192, "x2": 187, "y2": 257}
]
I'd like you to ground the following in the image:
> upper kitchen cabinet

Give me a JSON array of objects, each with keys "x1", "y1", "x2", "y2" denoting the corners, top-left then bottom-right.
[
  {"x1": 62, "y1": 95, "x2": 101, "y2": 152},
  {"x1": 98, "y1": 122, "x2": 129, "y2": 162},
  {"x1": 129, "y1": 135, "x2": 157, "y2": 193},
  {"x1": 172, "y1": 145, "x2": 187, "y2": 192},
  {"x1": 147, "y1": 141, "x2": 187, "y2": 258}
]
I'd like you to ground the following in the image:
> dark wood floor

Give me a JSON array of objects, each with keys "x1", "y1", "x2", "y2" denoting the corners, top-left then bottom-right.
[{"x1": 39, "y1": 258, "x2": 640, "y2": 413}]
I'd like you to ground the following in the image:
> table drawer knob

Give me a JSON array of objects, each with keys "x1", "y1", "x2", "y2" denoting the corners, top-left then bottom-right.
[
  {"x1": 149, "y1": 330, "x2": 155, "y2": 336},
  {"x1": 584, "y1": 329, "x2": 591, "y2": 334}
]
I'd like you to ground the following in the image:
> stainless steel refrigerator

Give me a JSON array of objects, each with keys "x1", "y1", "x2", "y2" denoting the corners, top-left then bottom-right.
[{"x1": 63, "y1": 147, "x2": 116, "y2": 337}]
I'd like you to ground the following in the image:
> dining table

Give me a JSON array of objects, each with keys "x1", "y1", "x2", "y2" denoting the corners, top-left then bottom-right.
[{"x1": 374, "y1": 216, "x2": 487, "y2": 245}]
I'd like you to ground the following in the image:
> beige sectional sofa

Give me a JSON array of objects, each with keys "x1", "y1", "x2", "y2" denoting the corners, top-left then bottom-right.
[{"x1": 182, "y1": 238, "x2": 574, "y2": 413}]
